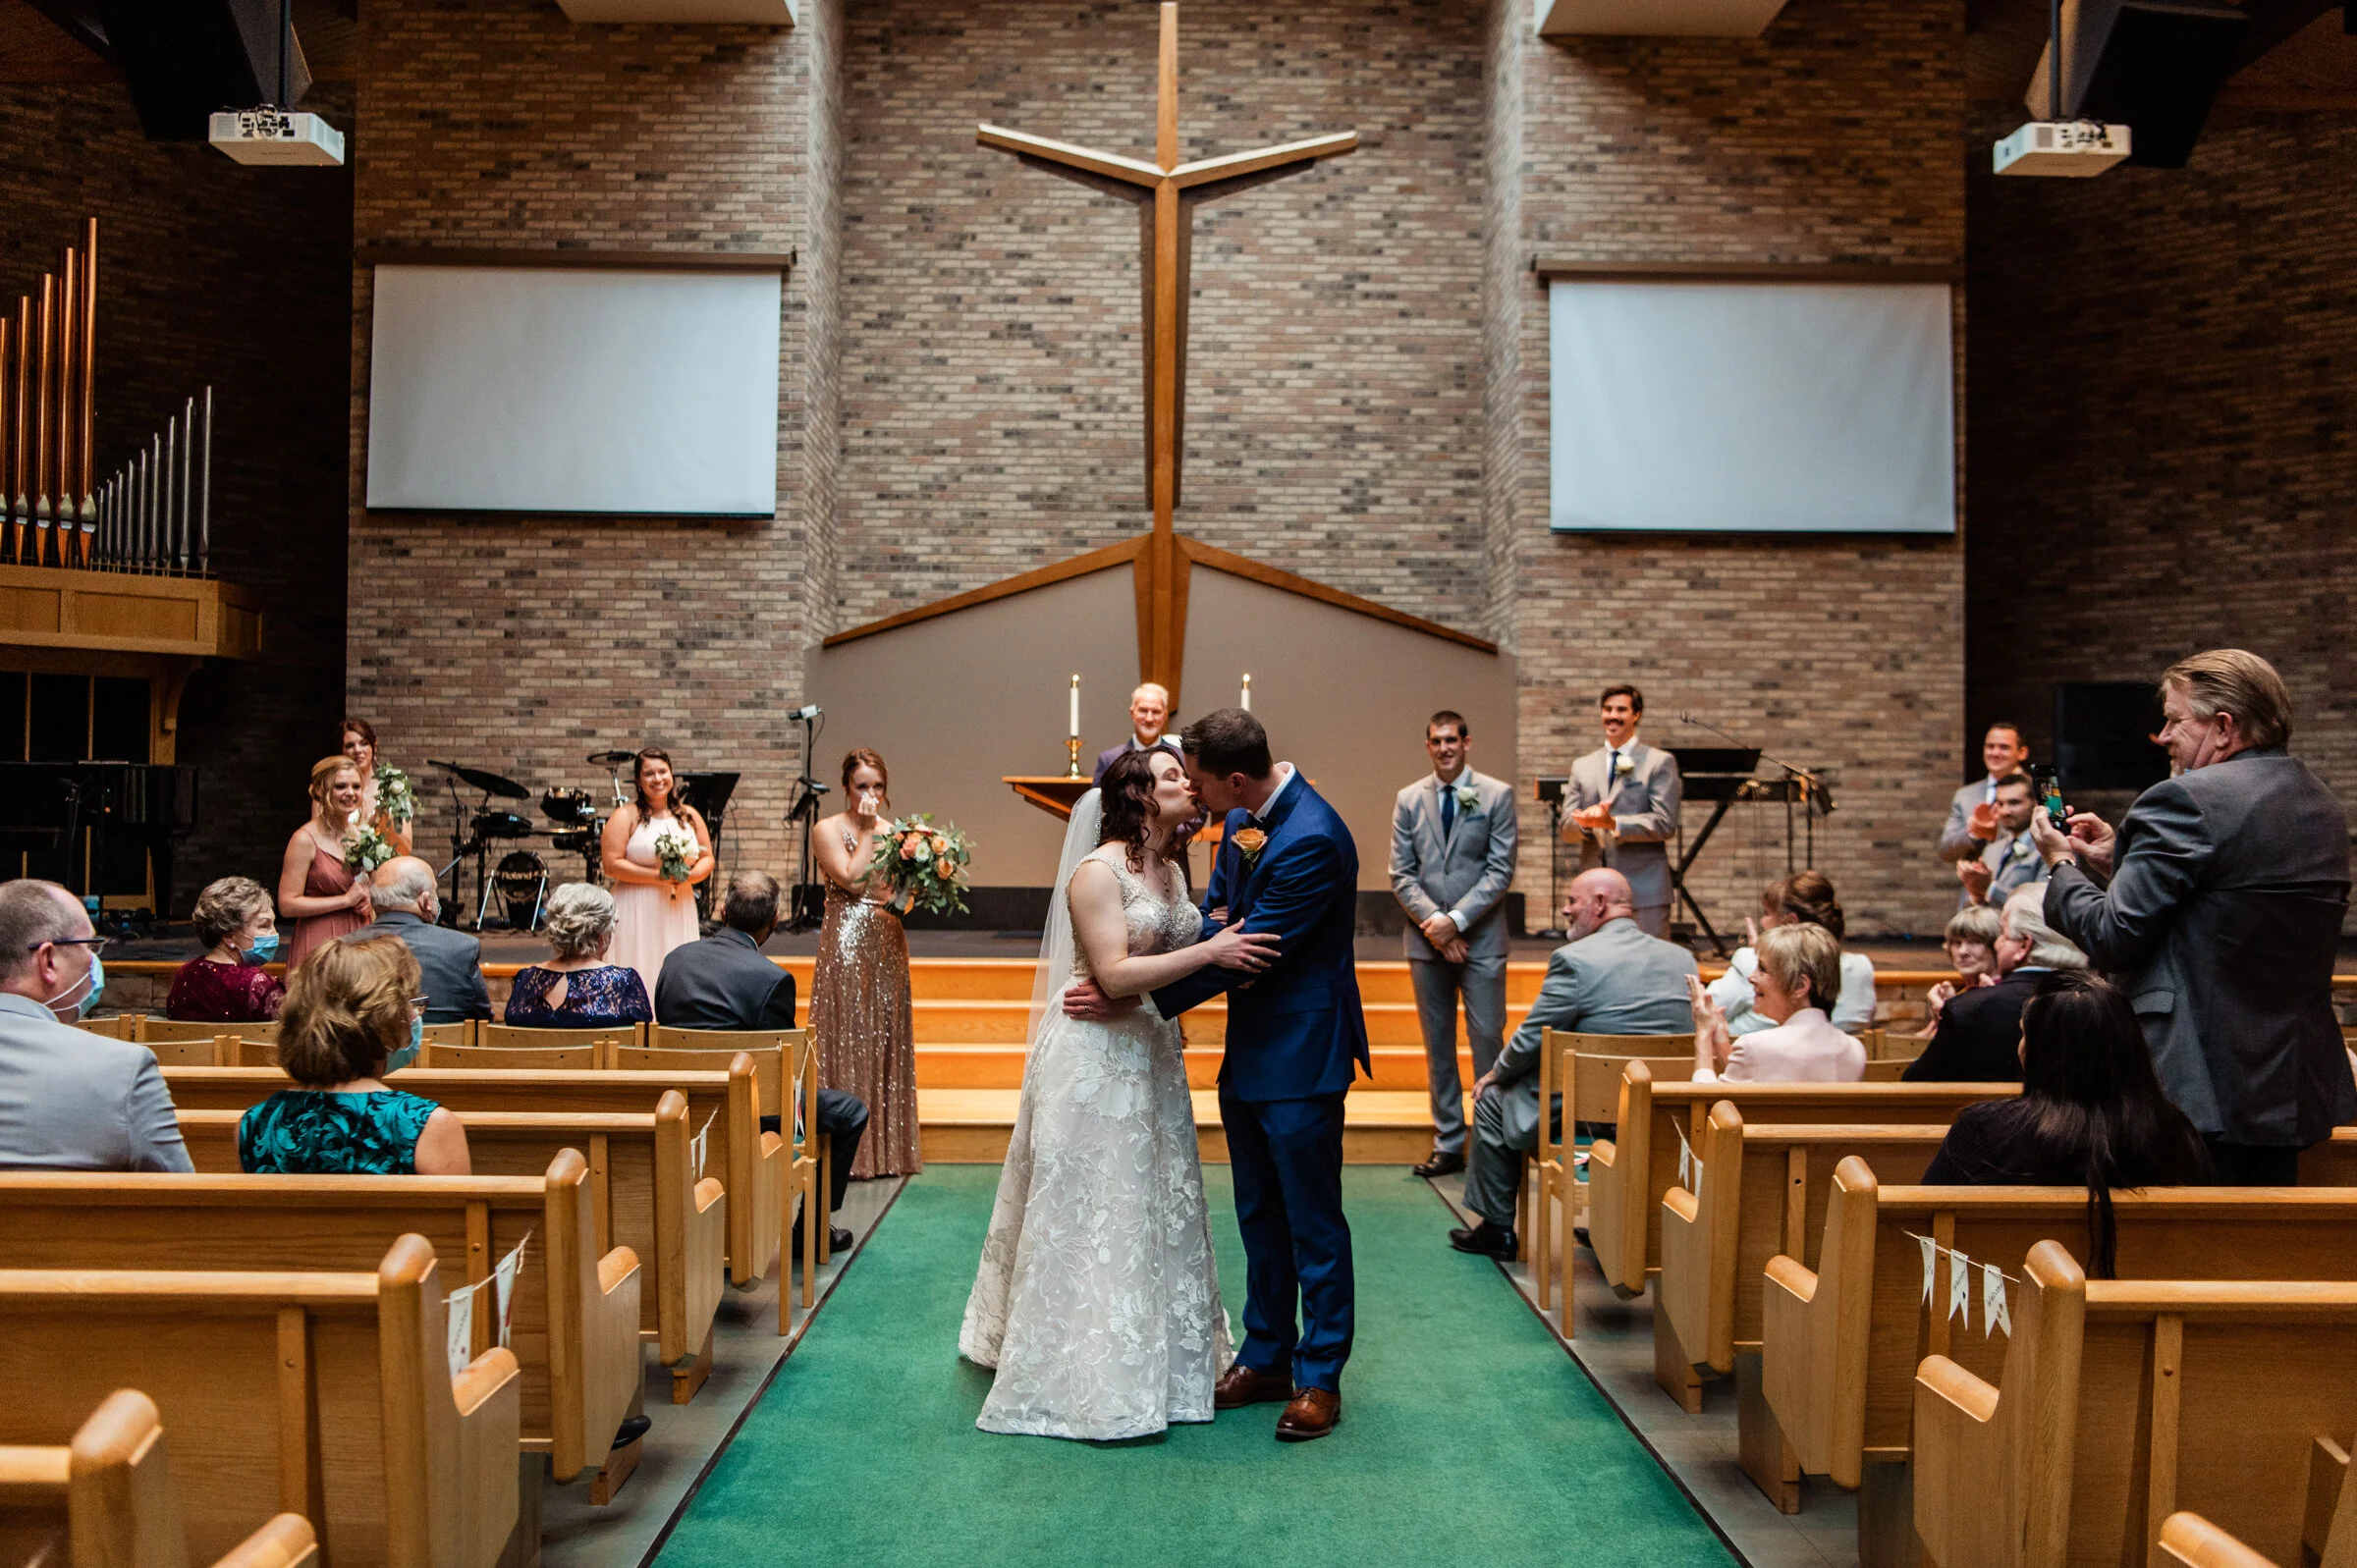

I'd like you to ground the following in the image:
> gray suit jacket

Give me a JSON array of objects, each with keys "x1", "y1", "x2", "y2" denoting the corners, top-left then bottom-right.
[
  {"x1": 1390, "y1": 769, "x2": 1518, "y2": 961},
  {"x1": 372, "y1": 910, "x2": 492, "y2": 1024},
  {"x1": 0, "y1": 994, "x2": 192, "y2": 1171},
  {"x1": 654, "y1": 928, "x2": 796, "y2": 1032},
  {"x1": 1093, "y1": 736, "x2": 1182, "y2": 785},
  {"x1": 1939, "y1": 778, "x2": 1996, "y2": 863},
  {"x1": 1975, "y1": 829, "x2": 2049, "y2": 907},
  {"x1": 2044, "y1": 746, "x2": 2354, "y2": 1146},
  {"x1": 1564, "y1": 739, "x2": 1681, "y2": 911},
  {"x1": 1497, "y1": 917, "x2": 1699, "y2": 1086}
]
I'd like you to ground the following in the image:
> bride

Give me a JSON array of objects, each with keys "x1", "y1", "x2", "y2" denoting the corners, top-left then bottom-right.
[{"x1": 959, "y1": 747, "x2": 1278, "y2": 1440}]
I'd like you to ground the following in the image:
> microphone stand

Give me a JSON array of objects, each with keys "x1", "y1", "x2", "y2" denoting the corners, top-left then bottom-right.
[
  {"x1": 782, "y1": 710, "x2": 828, "y2": 933},
  {"x1": 1677, "y1": 713, "x2": 1837, "y2": 871}
]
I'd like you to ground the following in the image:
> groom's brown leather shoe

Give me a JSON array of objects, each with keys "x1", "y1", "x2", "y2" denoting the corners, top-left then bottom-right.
[
  {"x1": 1213, "y1": 1364, "x2": 1294, "y2": 1410},
  {"x1": 1276, "y1": 1387, "x2": 1340, "y2": 1442}
]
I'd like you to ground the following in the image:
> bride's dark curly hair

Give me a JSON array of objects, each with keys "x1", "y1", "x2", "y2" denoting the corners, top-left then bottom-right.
[{"x1": 1098, "y1": 748, "x2": 1198, "y2": 871}]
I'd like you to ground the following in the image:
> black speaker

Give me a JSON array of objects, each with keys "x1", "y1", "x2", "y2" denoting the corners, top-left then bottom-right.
[
  {"x1": 2041, "y1": 0, "x2": 2249, "y2": 169},
  {"x1": 2052, "y1": 681, "x2": 2169, "y2": 793},
  {"x1": 93, "y1": 0, "x2": 312, "y2": 142}
]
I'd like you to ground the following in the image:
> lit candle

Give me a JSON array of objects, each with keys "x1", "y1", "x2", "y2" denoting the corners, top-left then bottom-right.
[
  {"x1": 1069, "y1": 674, "x2": 1080, "y2": 740},
  {"x1": 1240, "y1": 674, "x2": 1252, "y2": 712}
]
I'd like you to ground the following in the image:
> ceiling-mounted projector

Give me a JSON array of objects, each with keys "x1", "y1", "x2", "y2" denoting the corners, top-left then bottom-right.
[
  {"x1": 209, "y1": 107, "x2": 345, "y2": 166},
  {"x1": 1995, "y1": 120, "x2": 2131, "y2": 177}
]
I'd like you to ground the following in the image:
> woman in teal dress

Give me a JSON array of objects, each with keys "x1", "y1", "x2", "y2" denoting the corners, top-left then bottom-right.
[{"x1": 240, "y1": 932, "x2": 470, "y2": 1176}]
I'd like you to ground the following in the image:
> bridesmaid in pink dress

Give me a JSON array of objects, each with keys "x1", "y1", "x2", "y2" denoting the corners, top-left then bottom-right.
[
  {"x1": 278, "y1": 756, "x2": 374, "y2": 970},
  {"x1": 600, "y1": 747, "x2": 713, "y2": 998}
]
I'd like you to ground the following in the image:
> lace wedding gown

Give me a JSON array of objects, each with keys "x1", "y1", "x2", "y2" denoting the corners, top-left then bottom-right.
[{"x1": 959, "y1": 845, "x2": 1233, "y2": 1439}]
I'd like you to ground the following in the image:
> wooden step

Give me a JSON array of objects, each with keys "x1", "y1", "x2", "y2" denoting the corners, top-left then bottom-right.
[
  {"x1": 782, "y1": 956, "x2": 1558, "y2": 1006},
  {"x1": 915, "y1": 1043, "x2": 1475, "y2": 1091},
  {"x1": 919, "y1": 1087, "x2": 1449, "y2": 1164},
  {"x1": 904, "y1": 997, "x2": 1535, "y2": 1047}
]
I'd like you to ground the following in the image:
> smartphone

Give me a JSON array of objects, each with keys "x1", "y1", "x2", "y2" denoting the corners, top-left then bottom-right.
[{"x1": 2030, "y1": 765, "x2": 2067, "y2": 830}]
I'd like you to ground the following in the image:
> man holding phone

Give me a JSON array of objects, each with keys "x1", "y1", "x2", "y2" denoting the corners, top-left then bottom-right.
[{"x1": 1955, "y1": 771, "x2": 2049, "y2": 908}]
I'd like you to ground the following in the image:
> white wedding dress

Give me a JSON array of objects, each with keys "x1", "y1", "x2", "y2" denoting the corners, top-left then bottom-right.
[{"x1": 959, "y1": 825, "x2": 1233, "y2": 1440}]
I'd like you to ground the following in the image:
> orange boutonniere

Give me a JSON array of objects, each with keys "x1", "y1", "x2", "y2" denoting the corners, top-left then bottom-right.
[{"x1": 1232, "y1": 827, "x2": 1269, "y2": 863}]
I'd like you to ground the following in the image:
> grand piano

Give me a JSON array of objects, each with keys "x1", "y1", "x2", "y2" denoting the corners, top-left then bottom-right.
[{"x1": 0, "y1": 762, "x2": 199, "y2": 915}]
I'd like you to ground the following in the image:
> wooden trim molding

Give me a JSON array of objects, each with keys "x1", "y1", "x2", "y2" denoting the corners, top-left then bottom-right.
[
  {"x1": 819, "y1": 537, "x2": 1146, "y2": 648},
  {"x1": 1176, "y1": 536, "x2": 1498, "y2": 653},
  {"x1": 356, "y1": 246, "x2": 796, "y2": 274},
  {"x1": 1534, "y1": 258, "x2": 1960, "y2": 285}
]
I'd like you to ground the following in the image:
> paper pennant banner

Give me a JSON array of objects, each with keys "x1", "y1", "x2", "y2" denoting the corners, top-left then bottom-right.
[
  {"x1": 792, "y1": 1070, "x2": 806, "y2": 1145},
  {"x1": 1920, "y1": 1235, "x2": 1936, "y2": 1305},
  {"x1": 1676, "y1": 1134, "x2": 1691, "y2": 1190},
  {"x1": 1691, "y1": 1157, "x2": 1703, "y2": 1200},
  {"x1": 1983, "y1": 1264, "x2": 2010, "y2": 1338},
  {"x1": 1947, "y1": 1248, "x2": 1973, "y2": 1324},
  {"x1": 447, "y1": 1284, "x2": 475, "y2": 1378},
  {"x1": 692, "y1": 1108, "x2": 718, "y2": 1181},
  {"x1": 493, "y1": 1233, "x2": 530, "y2": 1350}
]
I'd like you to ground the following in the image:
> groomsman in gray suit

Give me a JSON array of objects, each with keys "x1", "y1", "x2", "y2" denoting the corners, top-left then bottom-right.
[
  {"x1": 1937, "y1": 721, "x2": 2032, "y2": 904},
  {"x1": 1562, "y1": 684, "x2": 1682, "y2": 937},
  {"x1": 1389, "y1": 711, "x2": 1517, "y2": 1179}
]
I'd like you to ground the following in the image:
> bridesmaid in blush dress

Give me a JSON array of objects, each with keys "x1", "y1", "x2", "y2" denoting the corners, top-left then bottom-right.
[
  {"x1": 600, "y1": 747, "x2": 712, "y2": 999},
  {"x1": 278, "y1": 756, "x2": 374, "y2": 970},
  {"x1": 811, "y1": 747, "x2": 920, "y2": 1177}
]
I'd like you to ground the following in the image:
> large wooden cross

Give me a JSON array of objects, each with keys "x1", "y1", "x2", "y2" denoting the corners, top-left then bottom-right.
[{"x1": 976, "y1": 2, "x2": 1355, "y2": 713}]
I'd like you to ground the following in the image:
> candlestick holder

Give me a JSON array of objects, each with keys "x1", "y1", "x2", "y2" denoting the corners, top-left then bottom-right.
[{"x1": 1066, "y1": 737, "x2": 1083, "y2": 780}]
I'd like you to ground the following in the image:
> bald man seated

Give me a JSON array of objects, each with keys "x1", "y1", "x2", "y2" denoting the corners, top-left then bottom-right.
[
  {"x1": 1093, "y1": 682, "x2": 1183, "y2": 784},
  {"x1": 368, "y1": 857, "x2": 491, "y2": 1025},
  {"x1": 1449, "y1": 869, "x2": 1698, "y2": 1260}
]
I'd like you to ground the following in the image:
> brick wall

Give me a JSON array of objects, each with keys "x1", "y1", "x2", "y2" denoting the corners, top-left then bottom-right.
[
  {"x1": 345, "y1": 0, "x2": 822, "y2": 878},
  {"x1": 1502, "y1": 0, "x2": 1970, "y2": 939},
  {"x1": 0, "y1": 81, "x2": 353, "y2": 912},
  {"x1": 1966, "y1": 108, "x2": 2357, "y2": 845},
  {"x1": 831, "y1": 0, "x2": 1491, "y2": 635}
]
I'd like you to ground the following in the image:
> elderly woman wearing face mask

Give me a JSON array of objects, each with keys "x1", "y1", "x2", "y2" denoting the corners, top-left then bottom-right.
[{"x1": 166, "y1": 877, "x2": 286, "y2": 1023}]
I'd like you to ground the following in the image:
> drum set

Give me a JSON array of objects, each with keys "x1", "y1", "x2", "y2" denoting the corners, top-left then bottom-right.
[{"x1": 427, "y1": 751, "x2": 637, "y2": 933}]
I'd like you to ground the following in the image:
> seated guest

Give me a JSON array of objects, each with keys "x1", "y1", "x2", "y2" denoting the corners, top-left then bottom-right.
[
  {"x1": 1913, "y1": 903, "x2": 2002, "y2": 1040},
  {"x1": 366, "y1": 857, "x2": 490, "y2": 1026},
  {"x1": 1955, "y1": 771, "x2": 2048, "y2": 909},
  {"x1": 1707, "y1": 871, "x2": 1878, "y2": 1036},
  {"x1": 1922, "y1": 969, "x2": 2210, "y2": 1275},
  {"x1": 238, "y1": 933, "x2": 468, "y2": 1176},
  {"x1": 1906, "y1": 885, "x2": 2084, "y2": 1082},
  {"x1": 654, "y1": 869, "x2": 867, "y2": 1251},
  {"x1": 655, "y1": 869, "x2": 798, "y2": 1030},
  {"x1": 166, "y1": 876, "x2": 286, "y2": 1024},
  {"x1": 504, "y1": 883, "x2": 653, "y2": 1031},
  {"x1": 1447, "y1": 869, "x2": 1696, "y2": 1260},
  {"x1": 1688, "y1": 923, "x2": 1864, "y2": 1084},
  {"x1": 0, "y1": 880, "x2": 189, "y2": 1171}
]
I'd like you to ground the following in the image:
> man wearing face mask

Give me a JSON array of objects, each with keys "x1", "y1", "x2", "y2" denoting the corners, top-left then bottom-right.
[
  {"x1": 367, "y1": 857, "x2": 492, "y2": 1027},
  {"x1": 0, "y1": 879, "x2": 192, "y2": 1171},
  {"x1": 2035, "y1": 649, "x2": 2353, "y2": 1185}
]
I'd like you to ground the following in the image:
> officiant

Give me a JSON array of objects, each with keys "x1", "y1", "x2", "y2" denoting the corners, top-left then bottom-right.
[
  {"x1": 1092, "y1": 682, "x2": 1183, "y2": 784},
  {"x1": 1561, "y1": 684, "x2": 1682, "y2": 937}
]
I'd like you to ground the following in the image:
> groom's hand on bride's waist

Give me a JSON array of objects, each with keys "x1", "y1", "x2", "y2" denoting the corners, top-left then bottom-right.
[{"x1": 1062, "y1": 979, "x2": 1140, "y2": 1020}]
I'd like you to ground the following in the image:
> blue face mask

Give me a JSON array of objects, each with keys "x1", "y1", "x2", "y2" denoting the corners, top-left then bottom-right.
[
  {"x1": 47, "y1": 950, "x2": 102, "y2": 1022},
  {"x1": 241, "y1": 932, "x2": 281, "y2": 965},
  {"x1": 385, "y1": 1014, "x2": 423, "y2": 1074}
]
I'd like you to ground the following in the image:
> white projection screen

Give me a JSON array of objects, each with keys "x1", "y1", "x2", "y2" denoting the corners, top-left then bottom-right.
[
  {"x1": 1548, "y1": 278, "x2": 1955, "y2": 534},
  {"x1": 365, "y1": 265, "x2": 782, "y2": 516}
]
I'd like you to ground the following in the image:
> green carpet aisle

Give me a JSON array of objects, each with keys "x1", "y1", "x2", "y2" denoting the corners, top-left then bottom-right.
[{"x1": 653, "y1": 1165, "x2": 1734, "y2": 1568}]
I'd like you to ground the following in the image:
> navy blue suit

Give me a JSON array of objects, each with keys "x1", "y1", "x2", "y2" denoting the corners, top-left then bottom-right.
[{"x1": 1153, "y1": 773, "x2": 1369, "y2": 1392}]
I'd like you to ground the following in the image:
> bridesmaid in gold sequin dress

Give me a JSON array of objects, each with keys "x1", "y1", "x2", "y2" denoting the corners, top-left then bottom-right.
[{"x1": 811, "y1": 748, "x2": 921, "y2": 1176}]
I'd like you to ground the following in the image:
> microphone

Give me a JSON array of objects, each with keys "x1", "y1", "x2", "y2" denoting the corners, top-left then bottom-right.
[{"x1": 787, "y1": 704, "x2": 822, "y2": 722}]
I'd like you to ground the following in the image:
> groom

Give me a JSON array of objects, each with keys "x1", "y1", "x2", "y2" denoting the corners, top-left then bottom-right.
[{"x1": 1066, "y1": 707, "x2": 1369, "y2": 1441}]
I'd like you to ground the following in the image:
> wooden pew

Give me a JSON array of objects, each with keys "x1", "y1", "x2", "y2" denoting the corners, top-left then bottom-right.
[
  {"x1": 1912, "y1": 1239, "x2": 2357, "y2": 1568},
  {"x1": 2156, "y1": 1514, "x2": 2279, "y2": 1568},
  {"x1": 176, "y1": 1092, "x2": 727, "y2": 1405},
  {"x1": 1520, "y1": 1031, "x2": 1692, "y2": 1322},
  {"x1": 1656, "y1": 1108, "x2": 1947, "y2": 1510},
  {"x1": 0, "y1": 1237, "x2": 518, "y2": 1568},
  {"x1": 0, "y1": 1157, "x2": 638, "y2": 1488},
  {"x1": 2299, "y1": 1125, "x2": 2357, "y2": 1186},
  {"x1": 164, "y1": 1059, "x2": 785, "y2": 1293},
  {"x1": 140, "y1": 1019, "x2": 279, "y2": 1046},
  {"x1": 0, "y1": 1389, "x2": 318, "y2": 1568},
  {"x1": 1761, "y1": 1162, "x2": 2357, "y2": 1568},
  {"x1": 421, "y1": 1043, "x2": 607, "y2": 1071},
  {"x1": 478, "y1": 1025, "x2": 644, "y2": 1051}
]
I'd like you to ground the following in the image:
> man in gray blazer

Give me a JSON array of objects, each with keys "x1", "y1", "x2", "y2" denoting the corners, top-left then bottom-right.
[
  {"x1": 1938, "y1": 721, "x2": 2032, "y2": 902},
  {"x1": 0, "y1": 879, "x2": 190, "y2": 1172},
  {"x1": 367, "y1": 857, "x2": 492, "y2": 1026},
  {"x1": 1957, "y1": 771, "x2": 2049, "y2": 909},
  {"x1": 1562, "y1": 684, "x2": 1682, "y2": 936},
  {"x1": 2037, "y1": 650, "x2": 2352, "y2": 1184},
  {"x1": 1389, "y1": 710, "x2": 1518, "y2": 1178},
  {"x1": 1449, "y1": 869, "x2": 1696, "y2": 1257}
]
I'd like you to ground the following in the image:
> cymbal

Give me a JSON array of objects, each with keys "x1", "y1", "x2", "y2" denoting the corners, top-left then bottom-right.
[
  {"x1": 587, "y1": 749, "x2": 636, "y2": 767},
  {"x1": 433, "y1": 760, "x2": 531, "y2": 800}
]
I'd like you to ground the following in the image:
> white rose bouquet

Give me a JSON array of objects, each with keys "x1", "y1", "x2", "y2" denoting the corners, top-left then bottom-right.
[
  {"x1": 652, "y1": 827, "x2": 700, "y2": 884},
  {"x1": 344, "y1": 825, "x2": 395, "y2": 874},
  {"x1": 374, "y1": 763, "x2": 416, "y2": 827}
]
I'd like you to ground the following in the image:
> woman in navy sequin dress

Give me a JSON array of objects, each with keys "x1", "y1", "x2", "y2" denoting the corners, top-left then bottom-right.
[{"x1": 504, "y1": 883, "x2": 655, "y2": 1030}]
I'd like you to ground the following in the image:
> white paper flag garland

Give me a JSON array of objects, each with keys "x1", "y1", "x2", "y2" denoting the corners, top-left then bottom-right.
[
  {"x1": 492, "y1": 1233, "x2": 530, "y2": 1350},
  {"x1": 1673, "y1": 1120, "x2": 1702, "y2": 1197},
  {"x1": 1983, "y1": 1264, "x2": 2010, "y2": 1338},
  {"x1": 447, "y1": 1285, "x2": 475, "y2": 1378},
  {"x1": 1947, "y1": 1248, "x2": 1972, "y2": 1324},
  {"x1": 1920, "y1": 1234, "x2": 1937, "y2": 1305}
]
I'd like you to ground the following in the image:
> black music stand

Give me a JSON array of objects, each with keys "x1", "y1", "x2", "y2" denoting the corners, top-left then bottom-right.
[
  {"x1": 679, "y1": 770, "x2": 740, "y2": 926},
  {"x1": 1666, "y1": 746, "x2": 1762, "y2": 956},
  {"x1": 1532, "y1": 777, "x2": 1568, "y2": 939}
]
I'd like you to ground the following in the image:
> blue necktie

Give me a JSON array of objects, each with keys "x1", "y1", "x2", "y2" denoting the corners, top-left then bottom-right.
[{"x1": 1441, "y1": 784, "x2": 1456, "y2": 838}]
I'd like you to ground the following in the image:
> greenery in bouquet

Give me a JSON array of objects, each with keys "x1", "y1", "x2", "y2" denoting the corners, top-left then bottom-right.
[
  {"x1": 874, "y1": 814, "x2": 973, "y2": 916},
  {"x1": 374, "y1": 762, "x2": 416, "y2": 827},
  {"x1": 345, "y1": 825, "x2": 395, "y2": 875},
  {"x1": 652, "y1": 827, "x2": 701, "y2": 884}
]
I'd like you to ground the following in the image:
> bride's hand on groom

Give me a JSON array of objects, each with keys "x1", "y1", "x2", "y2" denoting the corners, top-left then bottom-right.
[
  {"x1": 1061, "y1": 979, "x2": 1138, "y2": 1020},
  {"x1": 1207, "y1": 925, "x2": 1280, "y2": 973}
]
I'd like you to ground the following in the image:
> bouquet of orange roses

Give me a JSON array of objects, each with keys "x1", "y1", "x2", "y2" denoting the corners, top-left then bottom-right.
[{"x1": 873, "y1": 813, "x2": 973, "y2": 916}]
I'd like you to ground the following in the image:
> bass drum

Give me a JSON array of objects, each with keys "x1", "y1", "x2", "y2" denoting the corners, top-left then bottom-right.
[
  {"x1": 493, "y1": 850, "x2": 548, "y2": 932},
  {"x1": 541, "y1": 786, "x2": 597, "y2": 827}
]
